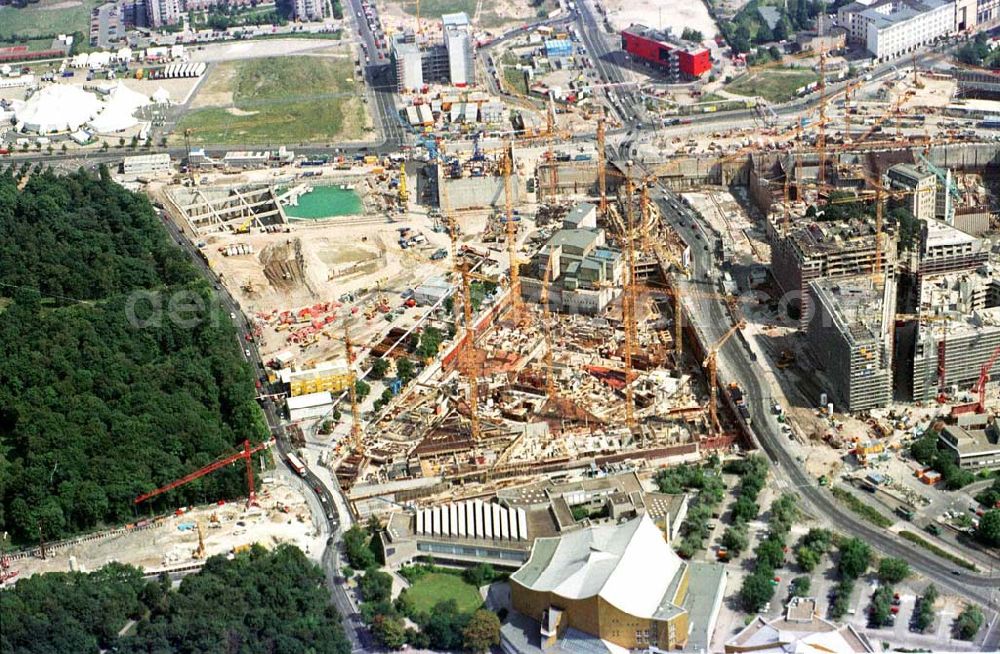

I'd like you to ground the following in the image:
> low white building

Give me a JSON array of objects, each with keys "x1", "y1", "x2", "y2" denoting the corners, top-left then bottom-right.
[
  {"x1": 414, "y1": 276, "x2": 453, "y2": 306},
  {"x1": 287, "y1": 391, "x2": 334, "y2": 422},
  {"x1": 123, "y1": 153, "x2": 171, "y2": 175}
]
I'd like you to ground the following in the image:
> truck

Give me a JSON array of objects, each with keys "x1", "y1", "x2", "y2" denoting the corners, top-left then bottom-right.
[{"x1": 286, "y1": 453, "x2": 306, "y2": 476}]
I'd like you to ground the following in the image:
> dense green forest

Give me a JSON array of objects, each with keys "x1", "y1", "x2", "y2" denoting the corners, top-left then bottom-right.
[
  {"x1": 1, "y1": 545, "x2": 351, "y2": 654},
  {"x1": 0, "y1": 167, "x2": 268, "y2": 545}
]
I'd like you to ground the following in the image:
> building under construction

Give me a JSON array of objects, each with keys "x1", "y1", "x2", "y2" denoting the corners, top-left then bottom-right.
[
  {"x1": 806, "y1": 276, "x2": 896, "y2": 412},
  {"x1": 908, "y1": 268, "x2": 1000, "y2": 402}
]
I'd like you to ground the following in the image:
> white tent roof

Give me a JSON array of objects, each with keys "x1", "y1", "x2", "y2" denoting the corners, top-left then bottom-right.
[
  {"x1": 14, "y1": 85, "x2": 102, "y2": 133},
  {"x1": 152, "y1": 87, "x2": 171, "y2": 104},
  {"x1": 88, "y1": 82, "x2": 150, "y2": 134}
]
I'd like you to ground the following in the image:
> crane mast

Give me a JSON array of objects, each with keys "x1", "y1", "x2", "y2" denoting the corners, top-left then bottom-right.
[
  {"x1": 597, "y1": 111, "x2": 608, "y2": 217},
  {"x1": 540, "y1": 248, "x2": 559, "y2": 400},
  {"x1": 460, "y1": 264, "x2": 482, "y2": 441},
  {"x1": 343, "y1": 319, "x2": 363, "y2": 454},
  {"x1": 703, "y1": 321, "x2": 745, "y2": 435},
  {"x1": 503, "y1": 142, "x2": 524, "y2": 325},
  {"x1": 622, "y1": 178, "x2": 638, "y2": 431},
  {"x1": 135, "y1": 439, "x2": 271, "y2": 506}
]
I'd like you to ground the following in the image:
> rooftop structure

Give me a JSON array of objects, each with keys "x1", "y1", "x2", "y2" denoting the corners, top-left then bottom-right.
[
  {"x1": 507, "y1": 514, "x2": 726, "y2": 651},
  {"x1": 725, "y1": 598, "x2": 874, "y2": 653},
  {"x1": 806, "y1": 276, "x2": 895, "y2": 411},
  {"x1": 380, "y1": 472, "x2": 690, "y2": 568},
  {"x1": 620, "y1": 24, "x2": 711, "y2": 79}
]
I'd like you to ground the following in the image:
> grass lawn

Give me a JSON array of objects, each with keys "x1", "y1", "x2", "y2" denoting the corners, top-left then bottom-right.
[
  {"x1": 177, "y1": 55, "x2": 365, "y2": 145},
  {"x1": 0, "y1": 0, "x2": 99, "y2": 39},
  {"x1": 405, "y1": 573, "x2": 483, "y2": 614},
  {"x1": 400, "y1": 0, "x2": 477, "y2": 18},
  {"x1": 724, "y1": 68, "x2": 818, "y2": 104}
]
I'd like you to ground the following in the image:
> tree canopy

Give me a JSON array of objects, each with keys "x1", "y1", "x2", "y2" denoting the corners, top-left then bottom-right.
[
  {"x1": 0, "y1": 168, "x2": 268, "y2": 543},
  {"x1": 1, "y1": 545, "x2": 350, "y2": 654}
]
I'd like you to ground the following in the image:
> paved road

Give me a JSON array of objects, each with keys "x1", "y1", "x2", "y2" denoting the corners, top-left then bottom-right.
[
  {"x1": 156, "y1": 208, "x2": 369, "y2": 651},
  {"x1": 639, "y1": 170, "x2": 1000, "y2": 650}
]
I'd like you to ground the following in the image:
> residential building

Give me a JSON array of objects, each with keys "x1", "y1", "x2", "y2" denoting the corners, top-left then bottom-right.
[
  {"x1": 956, "y1": 0, "x2": 977, "y2": 29},
  {"x1": 505, "y1": 514, "x2": 726, "y2": 652},
  {"x1": 292, "y1": 0, "x2": 324, "y2": 21},
  {"x1": 978, "y1": 0, "x2": 999, "y2": 26},
  {"x1": 443, "y1": 12, "x2": 473, "y2": 87},
  {"x1": 884, "y1": 162, "x2": 937, "y2": 222},
  {"x1": 726, "y1": 597, "x2": 874, "y2": 653},
  {"x1": 620, "y1": 24, "x2": 712, "y2": 79},
  {"x1": 145, "y1": 0, "x2": 181, "y2": 28},
  {"x1": 520, "y1": 227, "x2": 623, "y2": 315},
  {"x1": 806, "y1": 276, "x2": 895, "y2": 412},
  {"x1": 939, "y1": 417, "x2": 1000, "y2": 470}
]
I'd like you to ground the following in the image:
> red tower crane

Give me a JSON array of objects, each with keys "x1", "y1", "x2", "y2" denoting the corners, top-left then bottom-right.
[
  {"x1": 951, "y1": 345, "x2": 1000, "y2": 417},
  {"x1": 134, "y1": 439, "x2": 272, "y2": 506}
]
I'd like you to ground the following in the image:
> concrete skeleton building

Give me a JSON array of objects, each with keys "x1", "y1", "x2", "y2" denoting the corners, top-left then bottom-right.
[
  {"x1": 505, "y1": 513, "x2": 726, "y2": 652},
  {"x1": 806, "y1": 276, "x2": 896, "y2": 412},
  {"x1": 392, "y1": 12, "x2": 473, "y2": 91},
  {"x1": 910, "y1": 268, "x2": 1000, "y2": 401},
  {"x1": 770, "y1": 217, "x2": 894, "y2": 328}
]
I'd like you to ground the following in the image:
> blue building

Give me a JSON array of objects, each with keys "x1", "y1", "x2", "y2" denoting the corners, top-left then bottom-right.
[{"x1": 544, "y1": 39, "x2": 573, "y2": 58}]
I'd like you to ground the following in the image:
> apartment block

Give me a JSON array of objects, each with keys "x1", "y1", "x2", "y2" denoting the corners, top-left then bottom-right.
[
  {"x1": 884, "y1": 163, "x2": 937, "y2": 222},
  {"x1": 146, "y1": 0, "x2": 182, "y2": 28},
  {"x1": 806, "y1": 277, "x2": 895, "y2": 412},
  {"x1": 838, "y1": 0, "x2": 954, "y2": 60},
  {"x1": 292, "y1": 0, "x2": 325, "y2": 21}
]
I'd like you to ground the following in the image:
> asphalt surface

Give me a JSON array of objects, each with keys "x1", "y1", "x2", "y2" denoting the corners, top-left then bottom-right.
[
  {"x1": 157, "y1": 208, "x2": 369, "y2": 651},
  {"x1": 640, "y1": 167, "x2": 1000, "y2": 650}
]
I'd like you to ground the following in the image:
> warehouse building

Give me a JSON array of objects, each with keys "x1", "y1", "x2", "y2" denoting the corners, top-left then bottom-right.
[
  {"x1": 620, "y1": 24, "x2": 711, "y2": 80},
  {"x1": 505, "y1": 513, "x2": 726, "y2": 652},
  {"x1": 122, "y1": 153, "x2": 171, "y2": 175},
  {"x1": 287, "y1": 391, "x2": 334, "y2": 422},
  {"x1": 806, "y1": 276, "x2": 895, "y2": 412}
]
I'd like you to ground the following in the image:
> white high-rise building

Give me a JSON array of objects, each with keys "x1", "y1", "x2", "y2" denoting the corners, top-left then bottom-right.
[
  {"x1": 442, "y1": 12, "x2": 473, "y2": 87},
  {"x1": 292, "y1": 0, "x2": 325, "y2": 21},
  {"x1": 861, "y1": 0, "x2": 954, "y2": 60}
]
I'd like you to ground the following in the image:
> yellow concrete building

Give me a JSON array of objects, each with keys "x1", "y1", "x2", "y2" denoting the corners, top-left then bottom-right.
[
  {"x1": 285, "y1": 362, "x2": 353, "y2": 397},
  {"x1": 508, "y1": 514, "x2": 720, "y2": 651}
]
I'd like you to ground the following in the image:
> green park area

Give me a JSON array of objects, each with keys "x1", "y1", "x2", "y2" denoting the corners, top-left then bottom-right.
[
  {"x1": 724, "y1": 68, "x2": 818, "y2": 104},
  {"x1": 177, "y1": 54, "x2": 366, "y2": 145},
  {"x1": 0, "y1": 0, "x2": 98, "y2": 40},
  {"x1": 404, "y1": 572, "x2": 483, "y2": 614}
]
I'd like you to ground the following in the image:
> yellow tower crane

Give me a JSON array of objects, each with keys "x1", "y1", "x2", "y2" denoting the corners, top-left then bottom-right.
[
  {"x1": 539, "y1": 248, "x2": 559, "y2": 401},
  {"x1": 703, "y1": 320, "x2": 746, "y2": 435},
  {"x1": 342, "y1": 319, "x2": 364, "y2": 454},
  {"x1": 502, "y1": 140, "x2": 525, "y2": 326},
  {"x1": 622, "y1": 177, "x2": 639, "y2": 432}
]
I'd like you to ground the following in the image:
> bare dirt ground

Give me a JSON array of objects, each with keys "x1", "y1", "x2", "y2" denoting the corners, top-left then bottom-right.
[
  {"x1": 604, "y1": 0, "x2": 719, "y2": 40},
  {"x1": 9, "y1": 477, "x2": 322, "y2": 580},
  {"x1": 188, "y1": 38, "x2": 345, "y2": 64}
]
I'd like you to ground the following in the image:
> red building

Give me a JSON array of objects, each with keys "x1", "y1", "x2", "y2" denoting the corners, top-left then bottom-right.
[{"x1": 621, "y1": 25, "x2": 711, "y2": 79}]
